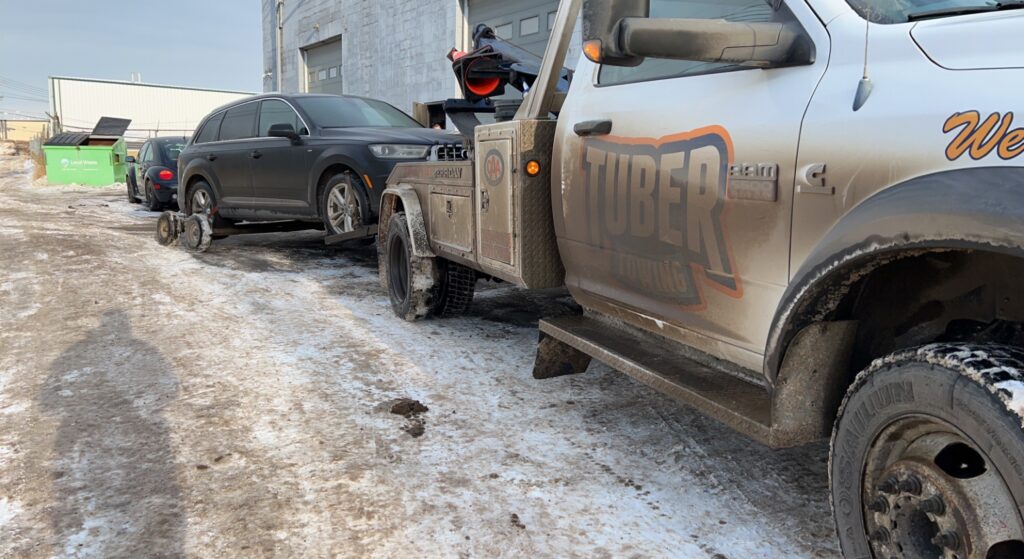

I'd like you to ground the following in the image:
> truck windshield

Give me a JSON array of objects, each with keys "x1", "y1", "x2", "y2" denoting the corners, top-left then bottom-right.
[
  {"x1": 847, "y1": 0, "x2": 1020, "y2": 23},
  {"x1": 295, "y1": 97, "x2": 422, "y2": 129}
]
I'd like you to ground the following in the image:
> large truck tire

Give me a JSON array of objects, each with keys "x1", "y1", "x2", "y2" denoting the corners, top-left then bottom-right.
[
  {"x1": 431, "y1": 260, "x2": 476, "y2": 318},
  {"x1": 385, "y1": 212, "x2": 435, "y2": 321},
  {"x1": 830, "y1": 344, "x2": 1024, "y2": 559}
]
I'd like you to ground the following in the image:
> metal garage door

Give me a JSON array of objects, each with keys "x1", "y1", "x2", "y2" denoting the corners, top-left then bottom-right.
[
  {"x1": 470, "y1": 0, "x2": 561, "y2": 58},
  {"x1": 304, "y1": 38, "x2": 343, "y2": 95}
]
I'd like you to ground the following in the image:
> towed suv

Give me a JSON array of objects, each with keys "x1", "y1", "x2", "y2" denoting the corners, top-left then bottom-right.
[{"x1": 178, "y1": 94, "x2": 457, "y2": 236}]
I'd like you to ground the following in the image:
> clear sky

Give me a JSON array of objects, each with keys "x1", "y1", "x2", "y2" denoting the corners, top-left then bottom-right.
[{"x1": 0, "y1": 0, "x2": 262, "y2": 120}]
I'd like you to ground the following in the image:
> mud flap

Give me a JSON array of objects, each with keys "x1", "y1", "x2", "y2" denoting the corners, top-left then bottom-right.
[
  {"x1": 180, "y1": 214, "x2": 213, "y2": 253},
  {"x1": 532, "y1": 332, "x2": 592, "y2": 380},
  {"x1": 155, "y1": 211, "x2": 182, "y2": 247}
]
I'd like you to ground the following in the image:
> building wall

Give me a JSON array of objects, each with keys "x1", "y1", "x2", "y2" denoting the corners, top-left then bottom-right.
[
  {"x1": 0, "y1": 120, "x2": 48, "y2": 142},
  {"x1": 262, "y1": 0, "x2": 462, "y2": 116},
  {"x1": 49, "y1": 77, "x2": 254, "y2": 142}
]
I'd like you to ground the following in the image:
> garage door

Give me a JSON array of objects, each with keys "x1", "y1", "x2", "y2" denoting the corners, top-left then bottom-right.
[
  {"x1": 304, "y1": 38, "x2": 343, "y2": 95},
  {"x1": 470, "y1": 0, "x2": 561, "y2": 59}
]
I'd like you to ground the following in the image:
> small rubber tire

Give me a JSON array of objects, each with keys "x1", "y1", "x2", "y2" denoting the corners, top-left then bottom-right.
[
  {"x1": 385, "y1": 212, "x2": 435, "y2": 321},
  {"x1": 155, "y1": 211, "x2": 181, "y2": 247},
  {"x1": 830, "y1": 343, "x2": 1024, "y2": 559},
  {"x1": 185, "y1": 180, "x2": 230, "y2": 229},
  {"x1": 431, "y1": 260, "x2": 476, "y2": 318},
  {"x1": 320, "y1": 173, "x2": 370, "y2": 237},
  {"x1": 180, "y1": 214, "x2": 213, "y2": 253},
  {"x1": 144, "y1": 179, "x2": 163, "y2": 212}
]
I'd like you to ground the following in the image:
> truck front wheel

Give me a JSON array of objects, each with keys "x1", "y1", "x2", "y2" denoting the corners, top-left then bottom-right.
[
  {"x1": 385, "y1": 212, "x2": 434, "y2": 321},
  {"x1": 831, "y1": 344, "x2": 1024, "y2": 559}
]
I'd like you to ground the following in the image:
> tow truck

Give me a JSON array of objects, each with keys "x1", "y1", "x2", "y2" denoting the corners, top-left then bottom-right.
[{"x1": 378, "y1": 0, "x2": 1024, "y2": 556}]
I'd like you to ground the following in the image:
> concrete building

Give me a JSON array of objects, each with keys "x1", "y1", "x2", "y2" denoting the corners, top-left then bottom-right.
[
  {"x1": 261, "y1": 0, "x2": 580, "y2": 117},
  {"x1": 48, "y1": 77, "x2": 254, "y2": 145}
]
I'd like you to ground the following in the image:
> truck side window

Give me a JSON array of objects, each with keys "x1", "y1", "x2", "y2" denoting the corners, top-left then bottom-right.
[{"x1": 598, "y1": 0, "x2": 790, "y2": 86}]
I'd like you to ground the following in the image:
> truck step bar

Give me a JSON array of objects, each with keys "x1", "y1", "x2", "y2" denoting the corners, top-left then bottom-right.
[{"x1": 537, "y1": 315, "x2": 774, "y2": 446}]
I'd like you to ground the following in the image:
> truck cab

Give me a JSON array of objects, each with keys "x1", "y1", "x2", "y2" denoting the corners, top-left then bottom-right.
[{"x1": 381, "y1": 1, "x2": 1024, "y2": 556}]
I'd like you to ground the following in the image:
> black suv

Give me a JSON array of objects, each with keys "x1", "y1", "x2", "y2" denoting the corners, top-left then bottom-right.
[{"x1": 178, "y1": 94, "x2": 457, "y2": 236}]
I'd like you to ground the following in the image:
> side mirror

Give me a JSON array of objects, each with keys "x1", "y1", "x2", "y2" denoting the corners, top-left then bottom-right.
[
  {"x1": 269, "y1": 123, "x2": 302, "y2": 144},
  {"x1": 582, "y1": 0, "x2": 814, "y2": 69},
  {"x1": 619, "y1": 18, "x2": 813, "y2": 68},
  {"x1": 126, "y1": 155, "x2": 136, "y2": 163},
  {"x1": 582, "y1": 0, "x2": 649, "y2": 67}
]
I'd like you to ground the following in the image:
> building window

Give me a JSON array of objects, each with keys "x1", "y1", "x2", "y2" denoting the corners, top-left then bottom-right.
[
  {"x1": 520, "y1": 15, "x2": 539, "y2": 36},
  {"x1": 494, "y1": 22, "x2": 513, "y2": 39},
  {"x1": 318, "y1": 69, "x2": 327, "y2": 81},
  {"x1": 329, "y1": 66, "x2": 338, "y2": 79}
]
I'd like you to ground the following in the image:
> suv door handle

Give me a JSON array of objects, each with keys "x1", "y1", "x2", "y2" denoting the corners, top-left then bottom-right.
[
  {"x1": 249, "y1": 150, "x2": 262, "y2": 159},
  {"x1": 574, "y1": 120, "x2": 613, "y2": 137},
  {"x1": 206, "y1": 154, "x2": 217, "y2": 162}
]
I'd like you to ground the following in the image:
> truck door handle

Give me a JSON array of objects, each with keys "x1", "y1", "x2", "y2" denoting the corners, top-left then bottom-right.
[
  {"x1": 573, "y1": 120, "x2": 613, "y2": 137},
  {"x1": 206, "y1": 154, "x2": 217, "y2": 162},
  {"x1": 249, "y1": 150, "x2": 262, "y2": 159}
]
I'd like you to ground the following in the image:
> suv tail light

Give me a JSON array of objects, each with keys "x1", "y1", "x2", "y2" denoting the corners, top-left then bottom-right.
[{"x1": 158, "y1": 169, "x2": 174, "y2": 181}]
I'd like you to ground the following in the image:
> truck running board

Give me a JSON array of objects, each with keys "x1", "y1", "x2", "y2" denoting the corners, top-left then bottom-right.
[{"x1": 537, "y1": 315, "x2": 774, "y2": 446}]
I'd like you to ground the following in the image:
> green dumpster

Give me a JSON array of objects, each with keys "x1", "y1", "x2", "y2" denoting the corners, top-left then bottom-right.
[{"x1": 43, "y1": 117, "x2": 132, "y2": 186}]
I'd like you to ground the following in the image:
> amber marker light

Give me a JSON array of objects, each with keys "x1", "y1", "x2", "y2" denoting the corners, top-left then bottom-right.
[
  {"x1": 525, "y1": 160, "x2": 542, "y2": 177},
  {"x1": 583, "y1": 40, "x2": 602, "y2": 63}
]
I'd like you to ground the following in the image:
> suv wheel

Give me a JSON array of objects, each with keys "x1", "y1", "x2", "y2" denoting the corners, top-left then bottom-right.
[
  {"x1": 144, "y1": 179, "x2": 162, "y2": 211},
  {"x1": 321, "y1": 174, "x2": 365, "y2": 236},
  {"x1": 186, "y1": 180, "x2": 229, "y2": 229},
  {"x1": 831, "y1": 344, "x2": 1024, "y2": 559}
]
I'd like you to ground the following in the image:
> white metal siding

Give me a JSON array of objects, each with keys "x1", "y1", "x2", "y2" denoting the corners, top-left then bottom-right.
[{"x1": 49, "y1": 77, "x2": 253, "y2": 142}]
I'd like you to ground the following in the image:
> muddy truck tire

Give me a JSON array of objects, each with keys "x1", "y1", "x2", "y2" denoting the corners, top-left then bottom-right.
[
  {"x1": 385, "y1": 212, "x2": 436, "y2": 321},
  {"x1": 830, "y1": 344, "x2": 1024, "y2": 559},
  {"x1": 431, "y1": 260, "x2": 476, "y2": 318}
]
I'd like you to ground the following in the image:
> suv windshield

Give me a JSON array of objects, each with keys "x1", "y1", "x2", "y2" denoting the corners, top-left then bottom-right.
[
  {"x1": 847, "y1": 0, "x2": 1020, "y2": 23},
  {"x1": 295, "y1": 97, "x2": 421, "y2": 129},
  {"x1": 159, "y1": 140, "x2": 188, "y2": 162}
]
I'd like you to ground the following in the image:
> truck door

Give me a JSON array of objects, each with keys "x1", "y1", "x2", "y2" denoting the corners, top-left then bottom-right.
[{"x1": 555, "y1": 0, "x2": 830, "y2": 366}]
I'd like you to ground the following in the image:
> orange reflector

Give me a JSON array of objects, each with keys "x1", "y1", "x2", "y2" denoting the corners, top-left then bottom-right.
[
  {"x1": 583, "y1": 40, "x2": 602, "y2": 63},
  {"x1": 363, "y1": 174, "x2": 374, "y2": 189},
  {"x1": 525, "y1": 160, "x2": 541, "y2": 177}
]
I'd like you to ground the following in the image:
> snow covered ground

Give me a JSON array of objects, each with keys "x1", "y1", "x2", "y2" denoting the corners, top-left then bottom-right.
[{"x1": 0, "y1": 155, "x2": 840, "y2": 558}]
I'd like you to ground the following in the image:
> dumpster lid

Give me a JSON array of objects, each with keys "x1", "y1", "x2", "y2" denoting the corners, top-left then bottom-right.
[
  {"x1": 91, "y1": 117, "x2": 131, "y2": 137},
  {"x1": 44, "y1": 133, "x2": 91, "y2": 146}
]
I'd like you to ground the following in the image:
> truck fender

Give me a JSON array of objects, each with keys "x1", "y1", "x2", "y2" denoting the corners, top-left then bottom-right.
[
  {"x1": 766, "y1": 167, "x2": 1024, "y2": 384},
  {"x1": 378, "y1": 185, "x2": 436, "y2": 259}
]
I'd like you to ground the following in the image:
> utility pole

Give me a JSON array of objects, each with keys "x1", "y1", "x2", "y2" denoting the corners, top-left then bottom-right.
[{"x1": 277, "y1": 0, "x2": 285, "y2": 92}]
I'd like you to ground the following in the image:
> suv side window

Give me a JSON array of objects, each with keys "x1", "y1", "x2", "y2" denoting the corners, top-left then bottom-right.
[
  {"x1": 597, "y1": 0, "x2": 786, "y2": 86},
  {"x1": 195, "y1": 112, "x2": 224, "y2": 144},
  {"x1": 219, "y1": 103, "x2": 259, "y2": 141},
  {"x1": 258, "y1": 99, "x2": 308, "y2": 136}
]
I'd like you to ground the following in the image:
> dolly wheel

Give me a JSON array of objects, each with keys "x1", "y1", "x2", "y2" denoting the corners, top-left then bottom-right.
[
  {"x1": 155, "y1": 211, "x2": 181, "y2": 247},
  {"x1": 180, "y1": 214, "x2": 213, "y2": 253}
]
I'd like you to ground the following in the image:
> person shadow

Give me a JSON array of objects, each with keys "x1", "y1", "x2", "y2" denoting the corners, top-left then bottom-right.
[{"x1": 38, "y1": 309, "x2": 185, "y2": 558}]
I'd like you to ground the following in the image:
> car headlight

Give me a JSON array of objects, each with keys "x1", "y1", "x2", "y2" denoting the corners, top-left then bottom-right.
[{"x1": 369, "y1": 144, "x2": 431, "y2": 159}]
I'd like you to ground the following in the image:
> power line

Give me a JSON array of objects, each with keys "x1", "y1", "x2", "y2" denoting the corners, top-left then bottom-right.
[
  {"x1": 0, "y1": 80, "x2": 48, "y2": 96},
  {"x1": 0, "y1": 75, "x2": 48, "y2": 95},
  {"x1": 0, "y1": 93, "x2": 49, "y2": 103}
]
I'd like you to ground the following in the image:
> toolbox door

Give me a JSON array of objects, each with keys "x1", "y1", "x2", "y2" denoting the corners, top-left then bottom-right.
[{"x1": 476, "y1": 137, "x2": 515, "y2": 267}]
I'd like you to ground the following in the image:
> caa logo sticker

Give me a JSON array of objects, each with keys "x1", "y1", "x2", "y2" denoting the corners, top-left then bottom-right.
[
  {"x1": 483, "y1": 149, "x2": 504, "y2": 186},
  {"x1": 581, "y1": 126, "x2": 742, "y2": 310},
  {"x1": 943, "y1": 111, "x2": 1024, "y2": 161}
]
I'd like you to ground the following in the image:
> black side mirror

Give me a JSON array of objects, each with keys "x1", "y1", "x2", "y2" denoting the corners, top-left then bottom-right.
[
  {"x1": 269, "y1": 123, "x2": 302, "y2": 144},
  {"x1": 126, "y1": 155, "x2": 136, "y2": 163}
]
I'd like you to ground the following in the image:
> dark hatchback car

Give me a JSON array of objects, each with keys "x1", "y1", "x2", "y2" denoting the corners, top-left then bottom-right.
[
  {"x1": 127, "y1": 136, "x2": 189, "y2": 211},
  {"x1": 178, "y1": 94, "x2": 459, "y2": 236}
]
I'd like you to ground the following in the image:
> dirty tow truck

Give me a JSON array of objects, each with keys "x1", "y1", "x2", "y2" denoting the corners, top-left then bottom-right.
[{"x1": 379, "y1": 0, "x2": 1024, "y2": 557}]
